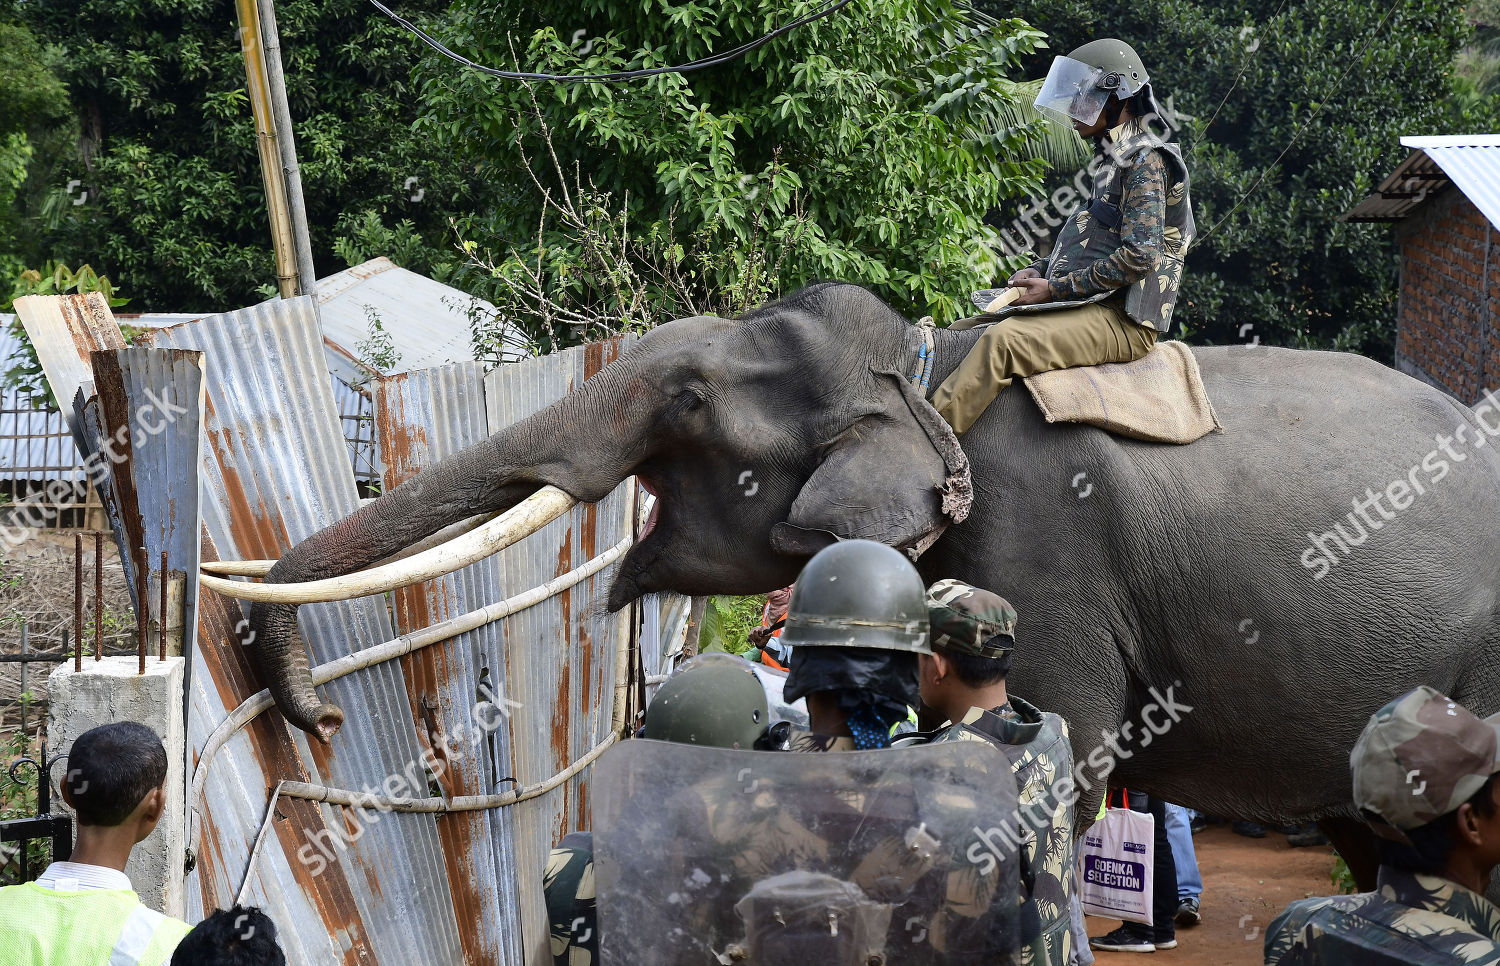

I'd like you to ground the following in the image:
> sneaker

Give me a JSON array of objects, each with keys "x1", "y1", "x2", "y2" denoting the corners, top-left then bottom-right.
[
  {"x1": 1231, "y1": 819, "x2": 1268, "y2": 838},
  {"x1": 1154, "y1": 938, "x2": 1179, "y2": 950},
  {"x1": 1090, "y1": 927, "x2": 1156, "y2": 953},
  {"x1": 1175, "y1": 897, "x2": 1201, "y2": 926}
]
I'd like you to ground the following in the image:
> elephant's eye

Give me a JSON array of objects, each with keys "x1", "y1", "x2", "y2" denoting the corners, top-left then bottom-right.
[{"x1": 675, "y1": 388, "x2": 705, "y2": 411}]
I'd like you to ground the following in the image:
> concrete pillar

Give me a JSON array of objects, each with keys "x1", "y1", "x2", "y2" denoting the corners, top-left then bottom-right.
[{"x1": 47, "y1": 656, "x2": 187, "y2": 918}]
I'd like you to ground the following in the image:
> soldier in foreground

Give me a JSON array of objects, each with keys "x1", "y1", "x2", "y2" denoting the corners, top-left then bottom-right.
[
  {"x1": 590, "y1": 541, "x2": 1023, "y2": 964},
  {"x1": 544, "y1": 653, "x2": 775, "y2": 965},
  {"x1": 772, "y1": 541, "x2": 928, "y2": 750},
  {"x1": 899, "y1": 579, "x2": 1084, "y2": 966},
  {"x1": 1264, "y1": 686, "x2": 1500, "y2": 964}
]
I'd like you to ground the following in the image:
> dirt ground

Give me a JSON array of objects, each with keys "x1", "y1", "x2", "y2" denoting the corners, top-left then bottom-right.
[{"x1": 1085, "y1": 825, "x2": 1339, "y2": 964}]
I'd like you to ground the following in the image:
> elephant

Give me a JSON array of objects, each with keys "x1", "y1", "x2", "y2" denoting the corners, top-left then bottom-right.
[{"x1": 245, "y1": 281, "x2": 1500, "y2": 889}]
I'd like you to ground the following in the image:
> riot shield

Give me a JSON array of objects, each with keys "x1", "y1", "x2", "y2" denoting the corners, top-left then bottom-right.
[
  {"x1": 594, "y1": 739, "x2": 1022, "y2": 966},
  {"x1": 753, "y1": 662, "x2": 809, "y2": 729}
]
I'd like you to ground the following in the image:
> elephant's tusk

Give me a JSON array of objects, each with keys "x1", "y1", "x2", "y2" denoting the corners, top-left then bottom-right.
[
  {"x1": 199, "y1": 486, "x2": 577, "y2": 604},
  {"x1": 201, "y1": 511, "x2": 502, "y2": 577}
]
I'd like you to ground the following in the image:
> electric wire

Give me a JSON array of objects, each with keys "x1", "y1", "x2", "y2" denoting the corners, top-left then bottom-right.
[
  {"x1": 364, "y1": 0, "x2": 857, "y2": 83},
  {"x1": 1199, "y1": 0, "x2": 1406, "y2": 242},
  {"x1": 1195, "y1": 0, "x2": 1290, "y2": 139}
]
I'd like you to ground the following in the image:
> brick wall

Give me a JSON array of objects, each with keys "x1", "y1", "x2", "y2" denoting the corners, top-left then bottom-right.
[{"x1": 1394, "y1": 185, "x2": 1500, "y2": 405}]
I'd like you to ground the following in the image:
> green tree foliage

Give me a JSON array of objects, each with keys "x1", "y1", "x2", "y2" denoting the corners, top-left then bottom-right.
[
  {"x1": 10, "y1": 0, "x2": 470, "y2": 311},
  {"x1": 3, "y1": 263, "x2": 129, "y2": 406},
  {"x1": 979, "y1": 0, "x2": 1487, "y2": 356},
  {"x1": 700, "y1": 595, "x2": 767, "y2": 655},
  {"x1": 0, "y1": 8, "x2": 72, "y2": 283},
  {"x1": 417, "y1": 0, "x2": 1051, "y2": 345},
  {"x1": 1457, "y1": 0, "x2": 1500, "y2": 102}
]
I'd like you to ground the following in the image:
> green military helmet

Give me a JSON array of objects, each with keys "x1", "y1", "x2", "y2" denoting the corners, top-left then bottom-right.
[
  {"x1": 1068, "y1": 38, "x2": 1150, "y2": 95},
  {"x1": 779, "y1": 540, "x2": 932, "y2": 654},
  {"x1": 1035, "y1": 37, "x2": 1151, "y2": 125},
  {"x1": 641, "y1": 653, "x2": 769, "y2": 749}
]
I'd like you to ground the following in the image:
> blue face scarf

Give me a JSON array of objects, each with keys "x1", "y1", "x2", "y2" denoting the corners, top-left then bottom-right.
[{"x1": 846, "y1": 704, "x2": 900, "y2": 749}]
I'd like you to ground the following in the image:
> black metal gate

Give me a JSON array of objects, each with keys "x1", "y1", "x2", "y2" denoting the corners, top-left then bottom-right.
[{"x1": 1, "y1": 741, "x2": 73, "y2": 885}]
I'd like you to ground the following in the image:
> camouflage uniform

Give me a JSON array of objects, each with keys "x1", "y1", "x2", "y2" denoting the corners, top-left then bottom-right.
[
  {"x1": 1264, "y1": 686, "x2": 1500, "y2": 965},
  {"x1": 1037, "y1": 116, "x2": 1194, "y2": 328},
  {"x1": 1264, "y1": 870, "x2": 1500, "y2": 965},
  {"x1": 914, "y1": 580, "x2": 1080, "y2": 966},
  {"x1": 545, "y1": 834, "x2": 597, "y2": 966},
  {"x1": 596, "y1": 744, "x2": 1019, "y2": 965},
  {"x1": 931, "y1": 115, "x2": 1195, "y2": 434}
]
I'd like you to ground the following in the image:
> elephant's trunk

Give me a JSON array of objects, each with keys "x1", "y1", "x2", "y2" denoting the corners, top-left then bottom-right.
[{"x1": 246, "y1": 365, "x2": 642, "y2": 740}]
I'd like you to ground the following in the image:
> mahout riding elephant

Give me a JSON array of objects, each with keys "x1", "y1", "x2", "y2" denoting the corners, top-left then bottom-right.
[{"x1": 245, "y1": 282, "x2": 1500, "y2": 888}]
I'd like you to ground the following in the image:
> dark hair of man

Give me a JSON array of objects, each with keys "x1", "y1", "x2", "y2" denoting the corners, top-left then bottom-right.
[
  {"x1": 170, "y1": 906, "x2": 286, "y2": 966},
  {"x1": 1375, "y1": 774, "x2": 1499, "y2": 877},
  {"x1": 66, "y1": 721, "x2": 168, "y2": 827},
  {"x1": 941, "y1": 643, "x2": 1012, "y2": 688}
]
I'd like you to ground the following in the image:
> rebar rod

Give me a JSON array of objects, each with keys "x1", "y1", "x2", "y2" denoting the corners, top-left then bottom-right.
[
  {"x1": 159, "y1": 550, "x2": 169, "y2": 662},
  {"x1": 74, "y1": 533, "x2": 83, "y2": 673},
  {"x1": 93, "y1": 532, "x2": 103, "y2": 661},
  {"x1": 137, "y1": 547, "x2": 148, "y2": 675}
]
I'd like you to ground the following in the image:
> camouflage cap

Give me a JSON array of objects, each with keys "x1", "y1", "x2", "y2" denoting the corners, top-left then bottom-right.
[
  {"x1": 924, "y1": 579, "x2": 1018, "y2": 660},
  {"x1": 1350, "y1": 685, "x2": 1500, "y2": 841}
]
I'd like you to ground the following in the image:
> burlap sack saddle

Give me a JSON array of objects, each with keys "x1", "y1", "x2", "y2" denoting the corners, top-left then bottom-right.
[{"x1": 1023, "y1": 340, "x2": 1222, "y2": 444}]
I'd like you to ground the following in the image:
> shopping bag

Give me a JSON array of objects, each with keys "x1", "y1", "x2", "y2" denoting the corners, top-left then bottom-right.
[{"x1": 1076, "y1": 790, "x2": 1155, "y2": 925}]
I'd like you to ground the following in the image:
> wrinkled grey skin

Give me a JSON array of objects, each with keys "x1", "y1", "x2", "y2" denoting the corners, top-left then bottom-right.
[{"x1": 250, "y1": 281, "x2": 1500, "y2": 888}]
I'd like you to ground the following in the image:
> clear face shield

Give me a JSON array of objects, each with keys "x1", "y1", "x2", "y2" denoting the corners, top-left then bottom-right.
[{"x1": 1033, "y1": 55, "x2": 1137, "y2": 126}]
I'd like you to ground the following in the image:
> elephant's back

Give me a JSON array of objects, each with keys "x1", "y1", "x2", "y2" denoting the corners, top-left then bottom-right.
[{"x1": 1191, "y1": 343, "x2": 1472, "y2": 445}]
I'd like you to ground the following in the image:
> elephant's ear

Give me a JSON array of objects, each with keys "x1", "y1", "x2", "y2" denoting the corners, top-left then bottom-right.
[{"x1": 771, "y1": 369, "x2": 972, "y2": 558}]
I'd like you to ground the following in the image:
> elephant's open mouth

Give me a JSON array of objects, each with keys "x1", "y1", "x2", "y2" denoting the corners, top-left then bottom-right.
[
  {"x1": 608, "y1": 475, "x2": 669, "y2": 611},
  {"x1": 639, "y1": 476, "x2": 662, "y2": 539}
]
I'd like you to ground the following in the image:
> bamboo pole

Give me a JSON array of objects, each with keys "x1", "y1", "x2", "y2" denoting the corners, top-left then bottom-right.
[
  {"x1": 256, "y1": 0, "x2": 317, "y2": 295},
  {"x1": 234, "y1": 0, "x2": 299, "y2": 298}
]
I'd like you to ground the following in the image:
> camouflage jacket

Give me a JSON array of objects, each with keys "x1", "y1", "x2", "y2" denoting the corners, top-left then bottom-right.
[
  {"x1": 1029, "y1": 116, "x2": 1194, "y2": 334},
  {"x1": 1264, "y1": 867, "x2": 1500, "y2": 965},
  {"x1": 544, "y1": 837, "x2": 597, "y2": 966},
  {"x1": 918, "y1": 697, "x2": 1077, "y2": 966}
]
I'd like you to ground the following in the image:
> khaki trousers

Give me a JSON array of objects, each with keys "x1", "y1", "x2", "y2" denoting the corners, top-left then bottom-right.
[{"x1": 931, "y1": 302, "x2": 1158, "y2": 433}]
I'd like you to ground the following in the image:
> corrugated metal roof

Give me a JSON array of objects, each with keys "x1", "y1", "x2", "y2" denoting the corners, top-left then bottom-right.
[
  {"x1": 86, "y1": 348, "x2": 206, "y2": 667},
  {"x1": 147, "y1": 298, "x2": 452, "y2": 963},
  {"x1": 1344, "y1": 134, "x2": 1500, "y2": 227},
  {"x1": 308, "y1": 257, "x2": 531, "y2": 387}
]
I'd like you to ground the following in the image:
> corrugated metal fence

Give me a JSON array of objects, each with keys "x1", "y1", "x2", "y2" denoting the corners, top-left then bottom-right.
[{"x1": 17, "y1": 292, "x2": 668, "y2": 965}]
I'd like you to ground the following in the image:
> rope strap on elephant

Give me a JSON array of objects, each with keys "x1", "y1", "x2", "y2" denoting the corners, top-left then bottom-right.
[{"x1": 909, "y1": 316, "x2": 937, "y2": 392}]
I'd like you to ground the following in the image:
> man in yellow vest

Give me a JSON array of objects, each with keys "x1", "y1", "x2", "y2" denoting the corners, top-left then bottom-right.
[{"x1": 0, "y1": 721, "x2": 193, "y2": 965}]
